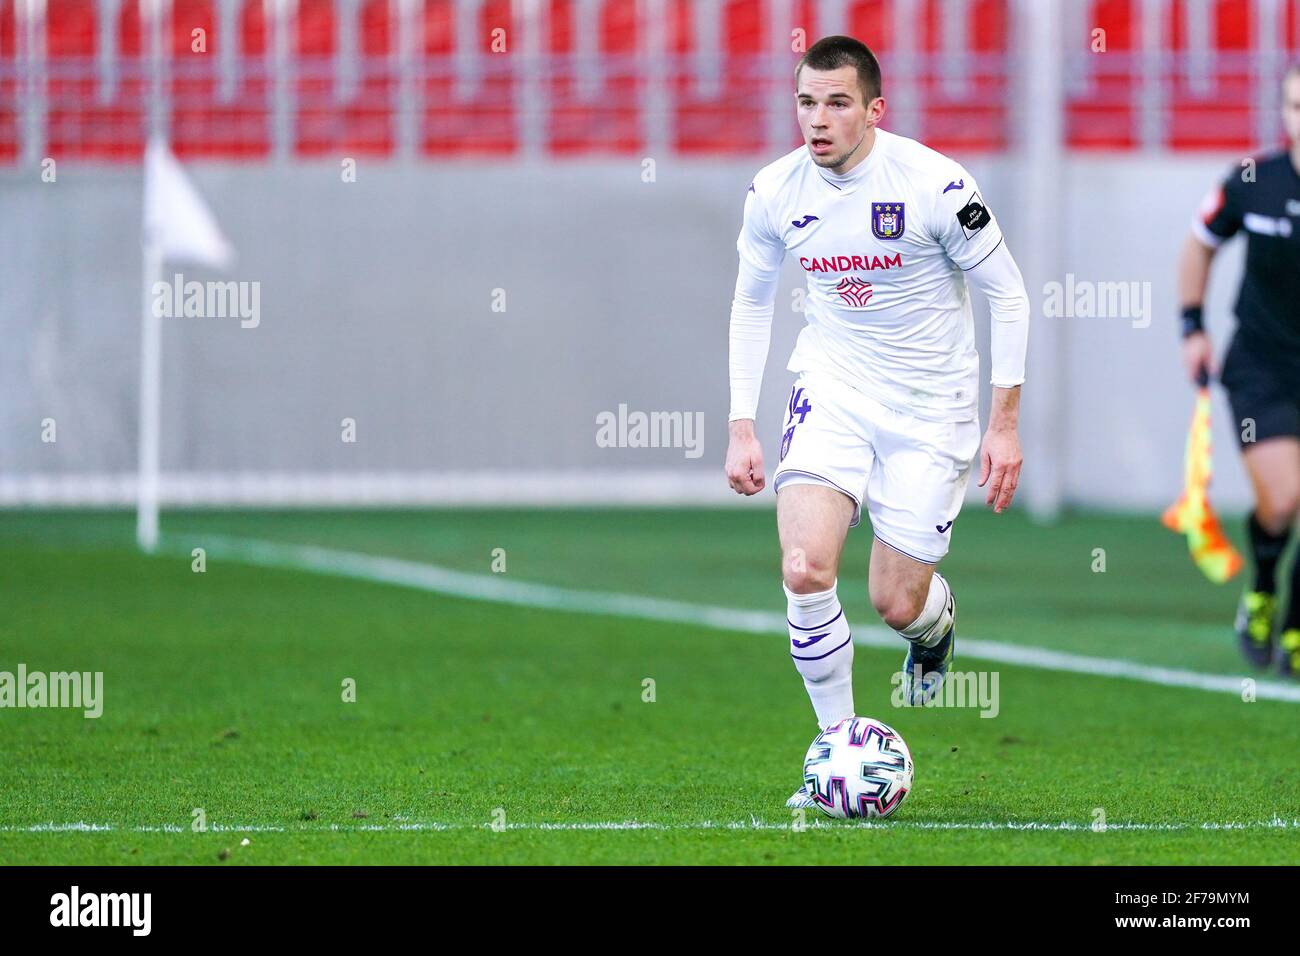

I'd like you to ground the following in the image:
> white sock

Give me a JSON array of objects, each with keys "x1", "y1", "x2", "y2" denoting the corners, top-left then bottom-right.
[
  {"x1": 785, "y1": 581, "x2": 855, "y2": 729},
  {"x1": 896, "y1": 572, "x2": 953, "y2": 649}
]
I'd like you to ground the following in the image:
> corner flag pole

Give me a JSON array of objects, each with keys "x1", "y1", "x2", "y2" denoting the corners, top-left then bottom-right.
[
  {"x1": 137, "y1": 135, "x2": 234, "y2": 553},
  {"x1": 136, "y1": 240, "x2": 163, "y2": 553}
]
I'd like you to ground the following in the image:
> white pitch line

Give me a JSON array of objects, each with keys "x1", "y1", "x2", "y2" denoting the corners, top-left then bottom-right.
[
  {"x1": 170, "y1": 534, "x2": 1300, "y2": 704},
  {"x1": 4, "y1": 818, "x2": 1300, "y2": 834}
]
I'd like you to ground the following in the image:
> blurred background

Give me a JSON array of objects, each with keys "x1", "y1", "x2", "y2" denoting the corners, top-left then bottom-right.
[{"x1": 1, "y1": 0, "x2": 1297, "y2": 518}]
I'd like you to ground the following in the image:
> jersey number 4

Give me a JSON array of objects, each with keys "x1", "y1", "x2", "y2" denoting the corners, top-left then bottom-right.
[
  {"x1": 781, "y1": 387, "x2": 812, "y2": 462},
  {"x1": 787, "y1": 387, "x2": 812, "y2": 425}
]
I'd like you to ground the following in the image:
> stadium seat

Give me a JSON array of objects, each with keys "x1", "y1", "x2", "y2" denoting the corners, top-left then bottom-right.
[
  {"x1": 1066, "y1": 0, "x2": 1140, "y2": 150},
  {"x1": 545, "y1": 0, "x2": 643, "y2": 156},
  {"x1": 847, "y1": 0, "x2": 892, "y2": 57},
  {"x1": 351, "y1": 0, "x2": 397, "y2": 155},
  {"x1": 915, "y1": 0, "x2": 1009, "y2": 153},
  {"x1": 422, "y1": 0, "x2": 520, "y2": 157},
  {"x1": 294, "y1": 0, "x2": 337, "y2": 154},
  {"x1": 294, "y1": 0, "x2": 395, "y2": 157},
  {"x1": 169, "y1": 0, "x2": 272, "y2": 158},
  {"x1": 671, "y1": 0, "x2": 766, "y2": 155},
  {"x1": 13, "y1": 0, "x2": 1296, "y2": 163},
  {"x1": 0, "y1": 0, "x2": 16, "y2": 163},
  {"x1": 46, "y1": 0, "x2": 147, "y2": 161},
  {"x1": 1166, "y1": 0, "x2": 1254, "y2": 151}
]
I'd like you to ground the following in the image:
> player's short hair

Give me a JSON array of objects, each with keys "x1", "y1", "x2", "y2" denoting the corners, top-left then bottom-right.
[{"x1": 796, "y1": 36, "x2": 883, "y2": 103}]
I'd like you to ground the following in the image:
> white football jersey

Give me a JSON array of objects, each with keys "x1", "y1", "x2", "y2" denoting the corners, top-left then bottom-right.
[{"x1": 734, "y1": 127, "x2": 1005, "y2": 423}]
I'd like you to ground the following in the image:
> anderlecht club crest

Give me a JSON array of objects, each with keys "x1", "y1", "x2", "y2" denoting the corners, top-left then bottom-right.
[{"x1": 871, "y1": 202, "x2": 905, "y2": 240}]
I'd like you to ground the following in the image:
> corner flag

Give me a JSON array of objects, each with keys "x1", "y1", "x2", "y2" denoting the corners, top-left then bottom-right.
[{"x1": 137, "y1": 137, "x2": 234, "y2": 552}]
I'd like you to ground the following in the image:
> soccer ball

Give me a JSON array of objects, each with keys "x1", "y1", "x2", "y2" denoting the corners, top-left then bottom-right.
[{"x1": 802, "y1": 716, "x2": 914, "y2": 819}]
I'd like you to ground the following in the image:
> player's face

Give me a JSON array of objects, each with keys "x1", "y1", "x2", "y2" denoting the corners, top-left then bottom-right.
[
  {"x1": 1283, "y1": 74, "x2": 1300, "y2": 147},
  {"x1": 796, "y1": 66, "x2": 884, "y2": 172}
]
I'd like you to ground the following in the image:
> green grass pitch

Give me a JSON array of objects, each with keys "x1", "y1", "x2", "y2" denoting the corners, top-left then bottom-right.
[{"x1": 1, "y1": 507, "x2": 1298, "y2": 865}]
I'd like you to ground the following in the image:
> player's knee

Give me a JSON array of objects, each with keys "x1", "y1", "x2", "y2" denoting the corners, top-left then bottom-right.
[
  {"x1": 873, "y1": 592, "x2": 924, "y2": 631},
  {"x1": 782, "y1": 550, "x2": 837, "y2": 594}
]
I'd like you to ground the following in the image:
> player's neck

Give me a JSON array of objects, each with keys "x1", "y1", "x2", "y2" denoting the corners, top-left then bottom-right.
[
  {"x1": 1290, "y1": 142, "x2": 1300, "y2": 177},
  {"x1": 826, "y1": 127, "x2": 878, "y2": 178}
]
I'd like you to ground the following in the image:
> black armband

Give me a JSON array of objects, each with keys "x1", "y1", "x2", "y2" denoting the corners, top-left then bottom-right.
[{"x1": 1180, "y1": 305, "x2": 1204, "y2": 338}]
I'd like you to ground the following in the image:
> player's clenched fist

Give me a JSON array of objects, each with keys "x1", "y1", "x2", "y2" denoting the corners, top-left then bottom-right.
[{"x1": 725, "y1": 420, "x2": 766, "y2": 495}]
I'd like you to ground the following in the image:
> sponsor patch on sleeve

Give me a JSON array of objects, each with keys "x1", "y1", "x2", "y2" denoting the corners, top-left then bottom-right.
[{"x1": 957, "y1": 192, "x2": 991, "y2": 238}]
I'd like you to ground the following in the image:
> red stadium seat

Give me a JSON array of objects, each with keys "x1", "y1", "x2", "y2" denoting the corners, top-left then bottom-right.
[
  {"x1": 167, "y1": 0, "x2": 260, "y2": 158},
  {"x1": 168, "y1": 0, "x2": 272, "y2": 158},
  {"x1": 1065, "y1": 0, "x2": 1140, "y2": 150},
  {"x1": 170, "y1": 0, "x2": 219, "y2": 151},
  {"x1": 915, "y1": 0, "x2": 1008, "y2": 153},
  {"x1": 545, "y1": 0, "x2": 643, "y2": 156},
  {"x1": 671, "y1": 0, "x2": 767, "y2": 155},
  {"x1": 18, "y1": 0, "x2": 1295, "y2": 163},
  {"x1": 294, "y1": 0, "x2": 395, "y2": 156},
  {"x1": 847, "y1": 0, "x2": 893, "y2": 56},
  {"x1": 0, "y1": 0, "x2": 16, "y2": 163},
  {"x1": 1166, "y1": 0, "x2": 1253, "y2": 150},
  {"x1": 350, "y1": 0, "x2": 397, "y2": 155},
  {"x1": 46, "y1": 0, "x2": 147, "y2": 160},
  {"x1": 294, "y1": 0, "x2": 337, "y2": 154},
  {"x1": 422, "y1": 0, "x2": 519, "y2": 157}
]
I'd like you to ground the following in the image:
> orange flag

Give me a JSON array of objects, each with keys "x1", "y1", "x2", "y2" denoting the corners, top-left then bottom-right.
[{"x1": 1161, "y1": 386, "x2": 1243, "y2": 583}]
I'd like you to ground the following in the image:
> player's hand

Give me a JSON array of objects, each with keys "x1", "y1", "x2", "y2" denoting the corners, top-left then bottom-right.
[
  {"x1": 978, "y1": 426, "x2": 1022, "y2": 514},
  {"x1": 725, "y1": 420, "x2": 766, "y2": 495},
  {"x1": 1181, "y1": 331, "x2": 1216, "y2": 386}
]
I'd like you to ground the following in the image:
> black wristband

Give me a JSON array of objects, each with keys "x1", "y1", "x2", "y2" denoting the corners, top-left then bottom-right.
[{"x1": 1180, "y1": 305, "x2": 1204, "y2": 338}]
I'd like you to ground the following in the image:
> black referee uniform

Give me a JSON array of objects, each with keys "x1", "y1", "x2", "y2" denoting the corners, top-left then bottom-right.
[
  {"x1": 1191, "y1": 149, "x2": 1300, "y2": 674},
  {"x1": 1194, "y1": 152, "x2": 1300, "y2": 443}
]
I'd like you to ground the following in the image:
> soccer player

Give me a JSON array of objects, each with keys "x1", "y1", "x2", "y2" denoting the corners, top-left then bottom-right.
[
  {"x1": 1178, "y1": 64, "x2": 1300, "y2": 677},
  {"x1": 723, "y1": 36, "x2": 1030, "y2": 806}
]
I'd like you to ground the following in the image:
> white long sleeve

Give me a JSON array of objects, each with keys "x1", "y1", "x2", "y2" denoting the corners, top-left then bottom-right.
[
  {"x1": 729, "y1": 184, "x2": 785, "y2": 422},
  {"x1": 963, "y1": 238, "x2": 1030, "y2": 388}
]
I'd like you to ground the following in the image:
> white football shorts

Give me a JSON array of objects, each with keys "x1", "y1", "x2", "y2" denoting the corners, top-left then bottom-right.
[{"x1": 772, "y1": 371, "x2": 980, "y2": 564}]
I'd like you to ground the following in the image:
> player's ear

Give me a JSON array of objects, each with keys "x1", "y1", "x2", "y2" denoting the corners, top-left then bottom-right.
[{"x1": 867, "y1": 96, "x2": 886, "y2": 126}]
